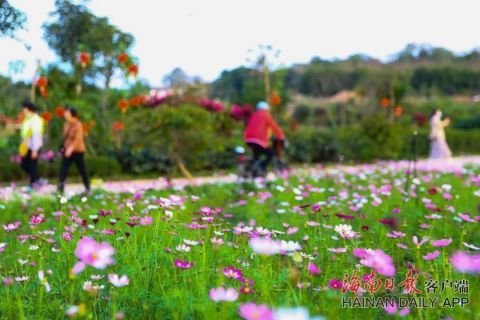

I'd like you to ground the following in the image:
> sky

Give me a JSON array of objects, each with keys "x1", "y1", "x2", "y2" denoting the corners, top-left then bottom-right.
[{"x1": 1, "y1": 0, "x2": 479, "y2": 86}]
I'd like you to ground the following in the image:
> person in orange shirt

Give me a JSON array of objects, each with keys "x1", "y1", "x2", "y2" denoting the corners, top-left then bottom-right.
[{"x1": 58, "y1": 107, "x2": 90, "y2": 193}]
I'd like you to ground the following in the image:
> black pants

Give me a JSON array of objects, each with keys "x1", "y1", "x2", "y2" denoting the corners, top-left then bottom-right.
[
  {"x1": 59, "y1": 152, "x2": 90, "y2": 192},
  {"x1": 247, "y1": 143, "x2": 273, "y2": 171},
  {"x1": 20, "y1": 150, "x2": 39, "y2": 186}
]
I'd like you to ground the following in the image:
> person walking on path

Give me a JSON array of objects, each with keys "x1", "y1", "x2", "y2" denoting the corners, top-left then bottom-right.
[
  {"x1": 429, "y1": 108, "x2": 452, "y2": 159},
  {"x1": 58, "y1": 107, "x2": 90, "y2": 193},
  {"x1": 19, "y1": 101, "x2": 44, "y2": 188}
]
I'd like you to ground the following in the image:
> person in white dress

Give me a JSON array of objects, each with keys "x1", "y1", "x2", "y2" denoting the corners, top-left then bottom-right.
[{"x1": 429, "y1": 109, "x2": 452, "y2": 159}]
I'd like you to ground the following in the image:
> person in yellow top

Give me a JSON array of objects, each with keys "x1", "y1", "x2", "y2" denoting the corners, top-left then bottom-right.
[{"x1": 19, "y1": 101, "x2": 44, "y2": 187}]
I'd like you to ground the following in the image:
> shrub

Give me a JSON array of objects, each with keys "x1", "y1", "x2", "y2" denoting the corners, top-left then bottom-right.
[
  {"x1": 403, "y1": 129, "x2": 480, "y2": 158},
  {"x1": 286, "y1": 127, "x2": 337, "y2": 162},
  {"x1": 334, "y1": 114, "x2": 405, "y2": 161}
]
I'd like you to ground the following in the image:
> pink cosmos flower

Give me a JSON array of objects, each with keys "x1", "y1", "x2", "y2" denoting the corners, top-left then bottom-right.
[
  {"x1": 209, "y1": 287, "x2": 238, "y2": 302},
  {"x1": 3, "y1": 277, "x2": 14, "y2": 286},
  {"x1": 0, "y1": 243, "x2": 6, "y2": 253},
  {"x1": 210, "y1": 237, "x2": 224, "y2": 246},
  {"x1": 62, "y1": 232, "x2": 72, "y2": 241},
  {"x1": 307, "y1": 262, "x2": 321, "y2": 276},
  {"x1": 329, "y1": 279, "x2": 342, "y2": 290},
  {"x1": 384, "y1": 302, "x2": 409, "y2": 317},
  {"x1": 174, "y1": 259, "x2": 193, "y2": 269},
  {"x1": 139, "y1": 216, "x2": 153, "y2": 226},
  {"x1": 287, "y1": 227, "x2": 298, "y2": 235},
  {"x1": 29, "y1": 214, "x2": 45, "y2": 226},
  {"x1": 239, "y1": 303, "x2": 273, "y2": 320},
  {"x1": 223, "y1": 266, "x2": 243, "y2": 280},
  {"x1": 423, "y1": 251, "x2": 441, "y2": 261},
  {"x1": 3, "y1": 221, "x2": 21, "y2": 232},
  {"x1": 430, "y1": 239, "x2": 452, "y2": 247},
  {"x1": 413, "y1": 236, "x2": 429, "y2": 248},
  {"x1": 353, "y1": 248, "x2": 396, "y2": 276},
  {"x1": 450, "y1": 251, "x2": 480, "y2": 273},
  {"x1": 386, "y1": 231, "x2": 405, "y2": 238},
  {"x1": 72, "y1": 237, "x2": 115, "y2": 274},
  {"x1": 458, "y1": 213, "x2": 476, "y2": 223}
]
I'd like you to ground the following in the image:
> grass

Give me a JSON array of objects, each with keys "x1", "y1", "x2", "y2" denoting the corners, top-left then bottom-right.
[{"x1": 0, "y1": 163, "x2": 479, "y2": 319}]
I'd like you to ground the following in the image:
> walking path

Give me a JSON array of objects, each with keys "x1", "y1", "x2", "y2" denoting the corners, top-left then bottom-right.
[{"x1": 1, "y1": 156, "x2": 479, "y2": 201}]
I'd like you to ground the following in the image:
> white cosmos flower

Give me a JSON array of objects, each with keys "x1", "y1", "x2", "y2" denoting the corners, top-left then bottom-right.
[
  {"x1": 176, "y1": 244, "x2": 191, "y2": 252},
  {"x1": 279, "y1": 240, "x2": 302, "y2": 252},
  {"x1": 66, "y1": 305, "x2": 80, "y2": 317},
  {"x1": 183, "y1": 239, "x2": 199, "y2": 246},
  {"x1": 273, "y1": 307, "x2": 325, "y2": 320},
  {"x1": 463, "y1": 242, "x2": 480, "y2": 250},
  {"x1": 210, "y1": 237, "x2": 224, "y2": 245},
  {"x1": 15, "y1": 276, "x2": 29, "y2": 282},
  {"x1": 249, "y1": 237, "x2": 281, "y2": 255},
  {"x1": 38, "y1": 270, "x2": 51, "y2": 293},
  {"x1": 108, "y1": 274, "x2": 129, "y2": 287},
  {"x1": 334, "y1": 224, "x2": 358, "y2": 239},
  {"x1": 441, "y1": 184, "x2": 452, "y2": 191},
  {"x1": 256, "y1": 227, "x2": 271, "y2": 236},
  {"x1": 82, "y1": 281, "x2": 104, "y2": 292}
]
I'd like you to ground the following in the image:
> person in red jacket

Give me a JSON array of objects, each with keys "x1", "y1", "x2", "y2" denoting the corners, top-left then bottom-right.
[{"x1": 244, "y1": 101, "x2": 285, "y2": 172}]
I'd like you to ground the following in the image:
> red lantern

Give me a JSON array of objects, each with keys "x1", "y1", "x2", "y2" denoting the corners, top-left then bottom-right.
[
  {"x1": 112, "y1": 121, "x2": 125, "y2": 131},
  {"x1": 78, "y1": 52, "x2": 91, "y2": 69},
  {"x1": 270, "y1": 93, "x2": 282, "y2": 106},
  {"x1": 35, "y1": 77, "x2": 48, "y2": 88},
  {"x1": 55, "y1": 106, "x2": 65, "y2": 118},
  {"x1": 41, "y1": 111, "x2": 52, "y2": 122},
  {"x1": 394, "y1": 106, "x2": 403, "y2": 117},
  {"x1": 129, "y1": 95, "x2": 146, "y2": 107},
  {"x1": 127, "y1": 64, "x2": 138, "y2": 77},
  {"x1": 117, "y1": 99, "x2": 129, "y2": 113},
  {"x1": 82, "y1": 121, "x2": 94, "y2": 136},
  {"x1": 380, "y1": 98, "x2": 391, "y2": 108},
  {"x1": 40, "y1": 88, "x2": 49, "y2": 98},
  {"x1": 117, "y1": 53, "x2": 129, "y2": 64}
]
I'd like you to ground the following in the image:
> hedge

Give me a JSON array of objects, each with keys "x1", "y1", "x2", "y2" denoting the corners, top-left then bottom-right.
[{"x1": 1, "y1": 128, "x2": 479, "y2": 182}]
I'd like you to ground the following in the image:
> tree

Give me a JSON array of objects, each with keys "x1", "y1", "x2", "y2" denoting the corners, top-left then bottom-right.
[
  {"x1": 43, "y1": 0, "x2": 134, "y2": 96},
  {"x1": 163, "y1": 68, "x2": 192, "y2": 87},
  {"x1": 0, "y1": 0, "x2": 26, "y2": 38},
  {"x1": 123, "y1": 105, "x2": 217, "y2": 179}
]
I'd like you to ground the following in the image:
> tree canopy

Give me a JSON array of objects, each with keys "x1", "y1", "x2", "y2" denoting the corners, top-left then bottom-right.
[{"x1": 0, "y1": 0, "x2": 26, "y2": 38}]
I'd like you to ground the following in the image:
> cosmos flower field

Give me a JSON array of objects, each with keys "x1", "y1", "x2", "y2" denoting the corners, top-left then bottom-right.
[{"x1": 0, "y1": 159, "x2": 479, "y2": 319}]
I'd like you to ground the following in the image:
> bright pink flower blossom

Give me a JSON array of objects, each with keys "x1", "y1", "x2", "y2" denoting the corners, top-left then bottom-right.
[
  {"x1": 72, "y1": 237, "x2": 115, "y2": 274},
  {"x1": 239, "y1": 303, "x2": 273, "y2": 320},
  {"x1": 450, "y1": 251, "x2": 480, "y2": 273}
]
